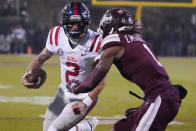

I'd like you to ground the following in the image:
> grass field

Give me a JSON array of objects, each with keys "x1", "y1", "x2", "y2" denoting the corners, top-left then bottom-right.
[{"x1": 0, "y1": 55, "x2": 196, "y2": 131}]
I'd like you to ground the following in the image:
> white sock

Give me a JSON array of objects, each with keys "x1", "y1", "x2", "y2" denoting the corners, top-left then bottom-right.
[
  {"x1": 68, "y1": 126, "x2": 77, "y2": 131},
  {"x1": 72, "y1": 121, "x2": 91, "y2": 131},
  {"x1": 47, "y1": 124, "x2": 77, "y2": 131},
  {"x1": 47, "y1": 125, "x2": 58, "y2": 131},
  {"x1": 77, "y1": 121, "x2": 91, "y2": 131},
  {"x1": 48, "y1": 121, "x2": 93, "y2": 131}
]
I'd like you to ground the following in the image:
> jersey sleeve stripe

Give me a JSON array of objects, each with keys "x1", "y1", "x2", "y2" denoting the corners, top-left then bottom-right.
[
  {"x1": 89, "y1": 34, "x2": 99, "y2": 52},
  {"x1": 95, "y1": 41, "x2": 102, "y2": 52},
  {"x1": 55, "y1": 26, "x2": 61, "y2": 46},
  {"x1": 49, "y1": 27, "x2": 55, "y2": 45},
  {"x1": 102, "y1": 41, "x2": 123, "y2": 51},
  {"x1": 74, "y1": 2, "x2": 77, "y2": 15},
  {"x1": 103, "y1": 34, "x2": 120, "y2": 45}
]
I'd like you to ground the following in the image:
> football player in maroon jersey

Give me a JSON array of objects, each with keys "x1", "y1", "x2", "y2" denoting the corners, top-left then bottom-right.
[{"x1": 72, "y1": 8, "x2": 187, "y2": 131}]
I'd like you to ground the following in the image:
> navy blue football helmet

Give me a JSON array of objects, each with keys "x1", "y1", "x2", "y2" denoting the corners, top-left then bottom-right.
[{"x1": 60, "y1": 2, "x2": 90, "y2": 39}]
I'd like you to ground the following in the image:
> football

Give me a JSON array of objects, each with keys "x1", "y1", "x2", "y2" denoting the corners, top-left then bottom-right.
[{"x1": 26, "y1": 68, "x2": 47, "y2": 89}]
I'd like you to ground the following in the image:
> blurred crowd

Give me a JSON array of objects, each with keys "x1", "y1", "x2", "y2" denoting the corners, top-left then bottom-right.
[
  {"x1": 0, "y1": 0, "x2": 28, "y2": 18},
  {"x1": 0, "y1": 21, "x2": 48, "y2": 54},
  {"x1": 0, "y1": 0, "x2": 47, "y2": 54},
  {"x1": 0, "y1": 0, "x2": 195, "y2": 56},
  {"x1": 144, "y1": 22, "x2": 196, "y2": 56}
]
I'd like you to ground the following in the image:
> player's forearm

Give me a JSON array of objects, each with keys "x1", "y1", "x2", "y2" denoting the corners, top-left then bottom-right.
[
  {"x1": 73, "y1": 68, "x2": 107, "y2": 94},
  {"x1": 26, "y1": 48, "x2": 53, "y2": 71},
  {"x1": 26, "y1": 58, "x2": 42, "y2": 71},
  {"x1": 81, "y1": 76, "x2": 106, "y2": 108},
  {"x1": 73, "y1": 48, "x2": 115, "y2": 94},
  {"x1": 73, "y1": 58, "x2": 112, "y2": 94},
  {"x1": 88, "y1": 76, "x2": 107, "y2": 100}
]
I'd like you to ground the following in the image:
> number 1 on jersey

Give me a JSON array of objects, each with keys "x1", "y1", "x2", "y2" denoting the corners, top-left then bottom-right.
[{"x1": 143, "y1": 44, "x2": 163, "y2": 67}]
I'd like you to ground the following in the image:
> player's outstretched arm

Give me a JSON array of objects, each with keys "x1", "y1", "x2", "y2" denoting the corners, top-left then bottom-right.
[
  {"x1": 89, "y1": 76, "x2": 107, "y2": 100},
  {"x1": 21, "y1": 48, "x2": 53, "y2": 88},
  {"x1": 72, "y1": 76, "x2": 107, "y2": 114},
  {"x1": 73, "y1": 45, "x2": 124, "y2": 94},
  {"x1": 72, "y1": 46, "x2": 124, "y2": 114}
]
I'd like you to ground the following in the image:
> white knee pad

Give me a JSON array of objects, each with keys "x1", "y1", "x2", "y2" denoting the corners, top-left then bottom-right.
[
  {"x1": 43, "y1": 109, "x2": 58, "y2": 131},
  {"x1": 47, "y1": 125, "x2": 58, "y2": 131},
  {"x1": 52, "y1": 102, "x2": 88, "y2": 131}
]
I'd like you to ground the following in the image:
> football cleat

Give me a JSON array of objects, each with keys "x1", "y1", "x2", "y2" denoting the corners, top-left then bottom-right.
[{"x1": 87, "y1": 117, "x2": 99, "y2": 131}]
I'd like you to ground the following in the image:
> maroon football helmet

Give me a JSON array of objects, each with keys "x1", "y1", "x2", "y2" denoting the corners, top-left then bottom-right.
[{"x1": 98, "y1": 8, "x2": 134, "y2": 38}]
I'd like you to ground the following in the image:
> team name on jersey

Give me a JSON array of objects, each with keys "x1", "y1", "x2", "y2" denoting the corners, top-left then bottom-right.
[{"x1": 66, "y1": 56, "x2": 77, "y2": 63}]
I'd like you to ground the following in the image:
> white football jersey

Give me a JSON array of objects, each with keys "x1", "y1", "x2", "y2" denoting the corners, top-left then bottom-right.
[{"x1": 46, "y1": 26, "x2": 103, "y2": 92}]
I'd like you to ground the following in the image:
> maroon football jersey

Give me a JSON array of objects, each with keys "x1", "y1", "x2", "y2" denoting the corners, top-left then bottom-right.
[{"x1": 102, "y1": 34, "x2": 171, "y2": 95}]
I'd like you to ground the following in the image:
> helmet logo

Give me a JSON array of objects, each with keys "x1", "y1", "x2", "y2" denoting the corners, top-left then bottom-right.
[
  {"x1": 100, "y1": 14, "x2": 113, "y2": 26},
  {"x1": 117, "y1": 9, "x2": 124, "y2": 14},
  {"x1": 70, "y1": 15, "x2": 81, "y2": 21},
  {"x1": 128, "y1": 17, "x2": 133, "y2": 24},
  {"x1": 122, "y1": 18, "x2": 126, "y2": 24}
]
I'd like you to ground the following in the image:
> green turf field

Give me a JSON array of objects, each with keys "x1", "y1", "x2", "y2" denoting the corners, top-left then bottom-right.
[{"x1": 0, "y1": 55, "x2": 195, "y2": 131}]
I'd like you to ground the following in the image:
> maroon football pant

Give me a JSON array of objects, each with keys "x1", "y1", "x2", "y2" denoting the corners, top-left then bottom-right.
[{"x1": 114, "y1": 87, "x2": 180, "y2": 131}]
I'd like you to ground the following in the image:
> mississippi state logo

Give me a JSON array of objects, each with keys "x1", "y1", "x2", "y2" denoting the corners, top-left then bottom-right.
[
  {"x1": 117, "y1": 9, "x2": 124, "y2": 14},
  {"x1": 57, "y1": 48, "x2": 64, "y2": 56}
]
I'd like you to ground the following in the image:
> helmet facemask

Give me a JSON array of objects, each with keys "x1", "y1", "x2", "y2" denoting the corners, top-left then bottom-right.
[
  {"x1": 61, "y1": 19, "x2": 89, "y2": 39},
  {"x1": 60, "y1": 2, "x2": 90, "y2": 39}
]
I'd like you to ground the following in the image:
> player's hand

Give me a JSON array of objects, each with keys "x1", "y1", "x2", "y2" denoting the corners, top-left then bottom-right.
[
  {"x1": 72, "y1": 102, "x2": 87, "y2": 115},
  {"x1": 21, "y1": 72, "x2": 35, "y2": 88},
  {"x1": 70, "y1": 86, "x2": 80, "y2": 94}
]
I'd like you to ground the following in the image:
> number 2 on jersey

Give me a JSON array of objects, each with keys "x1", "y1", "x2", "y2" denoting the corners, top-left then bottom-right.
[{"x1": 66, "y1": 62, "x2": 79, "y2": 82}]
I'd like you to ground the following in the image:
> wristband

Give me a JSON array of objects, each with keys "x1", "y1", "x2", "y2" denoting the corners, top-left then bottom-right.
[{"x1": 82, "y1": 96, "x2": 93, "y2": 108}]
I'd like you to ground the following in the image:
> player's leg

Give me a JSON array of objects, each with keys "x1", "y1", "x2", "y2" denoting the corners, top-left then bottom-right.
[
  {"x1": 112, "y1": 107, "x2": 137, "y2": 131},
  {"x1": 133, "y1": 92, "x2": 180, "y2": 131},
  {"x1": 113, "y1": 117, "x2": 133, "y2": 131},
  {"x1": 47, "y1": 100, "x2": 96, "y2": 130},
  {"x1": 47, "y1": 112, "x2": 99, "y2": 131},
  {"x1": 47, "y1": 116, "x2": 99, "y2": 131},
  {"x1": 69, "y1": 117, "x2": 99, "y2": 131},
  {"x1": 112, "y1": 96, "x2": 162, "y2": 131},
  {"x1": 145, "y1": 99, "x2": 179, "y2": 131},
  {"x1": 132, "y1": 96, "x2": 163, "y2": 131},
  {"x1": 43, "y1": 109, "x2": 58, "y2": 131},
  {"x1": 139, "y1": 88, "x2": 180, "y2": 131},
  {"x1": 48, "y1": 98, "x2": 97, "y2": 131},
  {"x1": 43, "y1": 87, "x2": 70, "y2": 131}
]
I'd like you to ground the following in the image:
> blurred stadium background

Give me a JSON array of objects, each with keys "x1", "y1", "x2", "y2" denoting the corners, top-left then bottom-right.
[
  {"x1": 0, "y1": 0, "x2": 196, "y2": 131},
  {"x1": 0, "y1": 0, "x2": 196, "y2": 56}
]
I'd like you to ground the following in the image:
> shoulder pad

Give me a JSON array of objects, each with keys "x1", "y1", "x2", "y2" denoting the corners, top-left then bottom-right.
[{"x1": 103, "y1": 34, "x2": 120, "y2": 45}]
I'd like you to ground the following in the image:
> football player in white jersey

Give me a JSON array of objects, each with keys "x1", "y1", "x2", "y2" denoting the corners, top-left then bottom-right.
[{"x1": 21, "y1": 2, "x2": 106, "y2": 131}]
